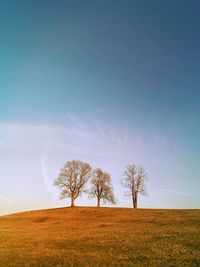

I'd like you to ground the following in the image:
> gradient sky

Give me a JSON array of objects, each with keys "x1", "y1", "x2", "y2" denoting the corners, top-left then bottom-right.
[{"x1": 1, "y1": 0, "x2": 200, "y2": 214}]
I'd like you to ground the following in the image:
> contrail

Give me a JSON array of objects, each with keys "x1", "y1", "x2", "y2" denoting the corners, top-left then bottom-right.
[
  {"x1": 152, "y1": 187, "x2": 199, "y2": 198},
  {"x1": 40, "y1": 152, "x2": 57, "y2": 195}
]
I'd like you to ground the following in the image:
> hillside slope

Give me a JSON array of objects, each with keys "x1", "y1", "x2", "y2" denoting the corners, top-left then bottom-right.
[{"x1": 0, "y1": 207, "x2": 200, "y2": 266}]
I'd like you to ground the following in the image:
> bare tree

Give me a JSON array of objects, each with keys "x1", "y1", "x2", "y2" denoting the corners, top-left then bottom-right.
[
  {"x1": 121, "y1": 163, "x2": 147, "y2": 208},
  {"x1": 89, "y1": 168, "x2": 116, "y2": 207},
  {"x1": 54, "y1": 160, "x2": 92, "y2": 207}
]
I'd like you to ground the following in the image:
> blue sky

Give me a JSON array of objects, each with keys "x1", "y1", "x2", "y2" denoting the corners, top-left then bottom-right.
[{"x1": 0, "y1": 1, "x2": 200, "y2": 214}]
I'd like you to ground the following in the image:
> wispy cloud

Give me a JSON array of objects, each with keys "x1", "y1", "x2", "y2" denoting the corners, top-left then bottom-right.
[
  {"x1": 0, "y1": 114, "x2": 175, "y2": 167},
  {"x1": 0, "y1": 114, "x2": 199, "y2": 212}
]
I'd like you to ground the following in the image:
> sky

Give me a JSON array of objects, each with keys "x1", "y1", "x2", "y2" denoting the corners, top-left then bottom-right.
[{"x1": 0, "y1": 0, "x2": 200, "y2": 214}]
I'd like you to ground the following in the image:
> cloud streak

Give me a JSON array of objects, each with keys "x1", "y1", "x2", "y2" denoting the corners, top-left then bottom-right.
[
  {"x1": 153, "y1": 187, "x2": 200, "y2": 198},
  {"x1": 0, "y1": 114, "x2": 199, "y2": 213}
]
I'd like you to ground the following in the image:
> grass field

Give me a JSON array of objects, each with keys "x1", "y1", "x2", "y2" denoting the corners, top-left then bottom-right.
[{"x1": 0, "y1": 207, "x2": 199, "y2": 266}]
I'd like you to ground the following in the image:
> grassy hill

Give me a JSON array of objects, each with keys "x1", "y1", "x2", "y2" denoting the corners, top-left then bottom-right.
[{"x1": 0, "y1": 207, "x2": 199, "y2": 266}]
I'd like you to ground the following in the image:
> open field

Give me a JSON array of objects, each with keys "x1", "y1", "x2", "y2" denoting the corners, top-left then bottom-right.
[{"x1": 0, "y1": 207, "x2": 199, "y2": 266}]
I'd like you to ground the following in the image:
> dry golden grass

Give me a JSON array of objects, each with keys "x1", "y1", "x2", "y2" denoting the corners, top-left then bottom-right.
[{"x1": 0, "y1": 207, "x2": 199, "y2": 266}]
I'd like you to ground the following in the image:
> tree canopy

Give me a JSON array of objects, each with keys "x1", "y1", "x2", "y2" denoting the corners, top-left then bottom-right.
[
  {"x1": 121, "y1": 163, "x2": 147, "y2": 208},
  {"x1": 54, "y1": 160, "x2": 92, "y2": 207},
  {"x1": 89, "y1": 168, "x2": 116, "y2": 207}
]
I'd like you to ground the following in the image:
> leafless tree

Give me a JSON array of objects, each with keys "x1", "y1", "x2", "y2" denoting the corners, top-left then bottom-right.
[
  {"x1": 121, "y1": 163, "x2": 147, "y2": 208},
  {"x1": 89, "y1": 168, "x2": 116, "y2": 207},
  {"x1": 54, "y1": 160, "x2": 92, "y2": 207}
]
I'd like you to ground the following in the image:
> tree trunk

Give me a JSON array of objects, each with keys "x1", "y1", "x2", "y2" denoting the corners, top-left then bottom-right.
[
  {"x1": 97, "y1": 197, "x2": 100, "y2": 208},
  {"x1": 71, "y1": 192, "x2": 75, "y2": 207},
  {"x1": 132, "y1": 193, "x2": 135, "y2": 208},
  {"x1": 134, "y1": 192, "x2": 138, "y2": 209}
]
